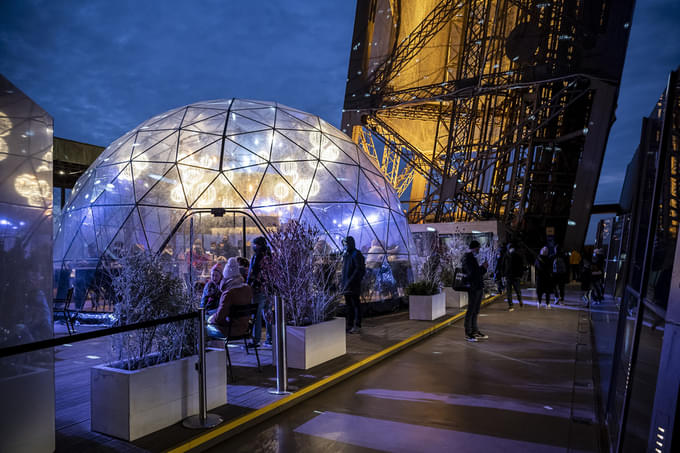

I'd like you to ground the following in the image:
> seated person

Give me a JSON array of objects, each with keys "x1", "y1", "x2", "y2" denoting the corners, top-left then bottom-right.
[
  {"x1": 208, "y1": 257, "x2": 253, "y2": 336},
  {"x1": 236, "y1": 256, "x2": 249, "y2": 280},
  {"x1": 200, "y1": 263, "x2": 223, "y2": 314},
  {"x1": 366, "y1": 239, "x2": 384, "y2": 268}
]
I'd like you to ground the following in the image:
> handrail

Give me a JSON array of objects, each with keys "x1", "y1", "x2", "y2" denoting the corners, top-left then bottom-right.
[{"x1": 0, "y1": 311, "x2": 199, "y2": 359}]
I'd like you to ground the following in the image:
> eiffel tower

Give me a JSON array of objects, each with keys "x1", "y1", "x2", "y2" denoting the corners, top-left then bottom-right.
[{"x1": 342, "y1": 0, "x2": 635, "y2": 250}]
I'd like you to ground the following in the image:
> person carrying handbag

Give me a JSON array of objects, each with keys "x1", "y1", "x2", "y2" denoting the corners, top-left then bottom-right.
[{"x1": 462, "y1": 240, "x2": 488, "y2": 342}]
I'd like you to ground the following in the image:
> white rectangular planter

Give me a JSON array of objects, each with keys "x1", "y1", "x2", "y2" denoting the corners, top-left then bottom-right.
[
  {"x1": 91, "y1": 348, "x2": 226, "y2": 441},
  {"x1": 443, "y1": 287, "x2": 468, "y2": 308},
  {"x1": 275, "y1": 317, "x2": 346, "y2": 370},
  {"x1": 409, "y1": 292, "x2": 446, "y2": 320}
]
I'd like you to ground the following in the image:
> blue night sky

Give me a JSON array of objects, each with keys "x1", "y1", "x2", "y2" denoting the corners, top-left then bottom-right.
[
  {"x1": 0, "y1": 0, "x2": 357, "y2": 145},
  {"x1": 0, "y1": 0, "x2": 678, "y2": 207}
]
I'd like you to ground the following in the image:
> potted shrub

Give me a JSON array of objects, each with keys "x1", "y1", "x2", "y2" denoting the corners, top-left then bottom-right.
[
  {"x1": 262, "y1": 220, "x2": 345, "y2": 370},
  {"x1": 90, "y1": 251, "x2": 226, "y2": 441},
  {"x1": 406, "y1": 253, "x2": 445, "y2": 320}
]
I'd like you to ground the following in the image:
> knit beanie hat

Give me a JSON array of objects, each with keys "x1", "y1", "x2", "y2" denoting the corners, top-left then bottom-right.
[{"x1": 223, "y1": 257, "x2": 241, "y2": 280}]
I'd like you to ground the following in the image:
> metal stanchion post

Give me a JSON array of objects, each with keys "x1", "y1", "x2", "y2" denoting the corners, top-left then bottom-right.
[
  {"x1": 269, "y1": 295, "x2": 290, "y2": 395},
  {"x1": 183, "y1": 306, "x2": 223, "y2": 429}
]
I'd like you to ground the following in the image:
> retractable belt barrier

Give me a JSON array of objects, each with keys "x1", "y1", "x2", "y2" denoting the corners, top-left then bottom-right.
[{"x1": 0, "y1": 311, "x2": 199, "y2": 358}]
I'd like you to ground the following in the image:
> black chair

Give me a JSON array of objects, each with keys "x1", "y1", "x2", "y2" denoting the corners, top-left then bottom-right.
[
  {"x1": 206, "y1": 302, "x2": 261, "y2": 382},
  {"x1": 53, "y1": 288, "x2": 75, "y2": 335}
]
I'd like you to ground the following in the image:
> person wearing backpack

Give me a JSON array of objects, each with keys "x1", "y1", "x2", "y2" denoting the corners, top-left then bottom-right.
[
  {"x1": 552, "y1": 247, "x2": 568, "y2": 304},
  {"x1": 342, "y1": 236, "x2": 366, "y2": 334}
]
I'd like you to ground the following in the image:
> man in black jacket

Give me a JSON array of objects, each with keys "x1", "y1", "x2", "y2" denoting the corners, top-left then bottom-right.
[
  {"x1": 342, "y1": 236, "x2": 365, "y2": 334},
  {"x1": 462, "y1": 240, "x2": 488, "y2": 342},
  {"x1": 504, "y1": 244, "x2": 524, "y2": 310}
]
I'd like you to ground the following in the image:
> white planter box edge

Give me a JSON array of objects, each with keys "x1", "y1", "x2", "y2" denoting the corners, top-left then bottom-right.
[
  {"x1": 409, "y1": 292, "x2": 446, "y2": 320},
  {"x1": 91, "y1": 348, "x2": 226, "y2": 441},
  {"x1": 443, "y1": 287, "x2": 468, "y2": 308},
  {"x1": 275, "y1": 317, "x2": 346, "y2": 370}
]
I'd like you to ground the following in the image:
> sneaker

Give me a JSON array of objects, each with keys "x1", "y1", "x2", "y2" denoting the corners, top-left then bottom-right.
[
  {"x1": 546, "y1": 304, "x2": 552, "y2": 309},
  {"x1": 349, "y1": 327, "x2": 361, "y2": 334},
  {"x1": 465, "y1": 335, "x2": 478, "y2": 342},
  {"x1": 473, "y1": 331, "x2": 489, "y2": 340},
  {"x1": 508, "y1": 306, "x2": 515, "y2": 312}
]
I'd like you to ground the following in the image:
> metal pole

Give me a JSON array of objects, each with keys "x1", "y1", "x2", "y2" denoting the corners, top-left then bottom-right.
[
  {"x1": 242, "y1": 216, "x2": 247, "y2": 258},
  {"x1": 183, "y1": 306, "x2": 223, "y2": 429},
  {"x1": 269, "y1": 295, "x2": 290, "y2": 395},
  {"x1": 189, "y1": 216, "x2": 194, "y2": 299}
]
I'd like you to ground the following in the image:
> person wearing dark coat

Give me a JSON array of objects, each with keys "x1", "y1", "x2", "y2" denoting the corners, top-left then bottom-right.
[
  {"x1": 342, "y1": 236, "x2": 365, "y2": 334},
  {"x1": 493, "y1": 246, "x2": 506, "y2": 295},
  {"x1": 580, "y1": 257, "x2": 592, "y2": 306},
  {"x1": 590, "y1": 249, "x2": 605, "y2": 303},
  {"x1": 462, "y1": 240, "x2": 488, "y2": 342},
  {"x1": 247, "y1": 236, "x2": 271, "y2": 346},
  {"x1": 535, "y1": 246, "x2": 554, "y2": 309},
  {"x1": 552, "y1": 247, "x2": 569, "y2": 304},
  {"x1": 504, "y1": 244, "x2": 524, "y2": 310}
]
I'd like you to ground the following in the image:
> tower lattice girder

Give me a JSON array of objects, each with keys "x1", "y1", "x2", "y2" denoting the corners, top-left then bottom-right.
[{"x1": 342, "y1": 0, "x2": 634, "y2": 250}]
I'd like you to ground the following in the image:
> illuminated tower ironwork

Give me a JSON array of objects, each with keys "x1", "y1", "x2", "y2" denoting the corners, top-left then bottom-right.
[{"x1": 342, "y1": 0, "x2": 635, "y2": 249}]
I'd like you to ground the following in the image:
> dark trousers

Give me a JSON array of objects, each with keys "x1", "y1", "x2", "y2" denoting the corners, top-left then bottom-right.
[
  {"x1": 571, "y1": 264, "x2": 580, "y2": 281},
  {"x1": 506, "y1": 278, "x2": 522, "y2": 307},
  {"x1": 554, "y1": 274, "x2": 566, "y2": 300},
  {"x1": 464, "y1": 289, "x2": 483, "y2": 336},
  {"x1": 345, "y1": 293, "x2": 361, "y2": 328},
  {"x1": 537, "y1": 289, "x2": 552, "y2": 305},
  {"x1": 591, "y1": 277, "x2": 604, "y2": 302}
]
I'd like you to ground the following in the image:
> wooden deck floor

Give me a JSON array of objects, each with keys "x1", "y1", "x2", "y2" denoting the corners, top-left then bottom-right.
[{"x1": 54, "y1": 305, "x2": 472, "y2": 452}]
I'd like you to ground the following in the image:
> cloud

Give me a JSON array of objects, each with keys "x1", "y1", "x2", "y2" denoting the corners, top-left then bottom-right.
[{"x1": 0, "y1": 0, "x2": 357, "y2": 146}]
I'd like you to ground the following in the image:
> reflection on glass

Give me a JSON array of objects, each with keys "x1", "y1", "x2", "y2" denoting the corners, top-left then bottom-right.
[{"x1": 0, "y1": 76, "x2": 55, "y2": 452}]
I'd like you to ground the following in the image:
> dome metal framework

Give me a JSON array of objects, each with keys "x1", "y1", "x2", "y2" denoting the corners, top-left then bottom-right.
[{"x1": 54, "y1": 99, "x2": 415, "y2": 305}]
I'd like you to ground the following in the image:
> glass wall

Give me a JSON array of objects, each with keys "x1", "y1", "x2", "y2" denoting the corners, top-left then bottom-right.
[
  {"x1": 0, "y1": 75, "x2": 55, "y2": 453},
  {"x1": 595, "y1": 69, "x2": 680, "y2": 452}
]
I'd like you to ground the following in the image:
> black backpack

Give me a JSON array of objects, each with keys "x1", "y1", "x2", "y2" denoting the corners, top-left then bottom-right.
[{"x1": 356, "y1": 250, "x2": 366, "y2": 279}]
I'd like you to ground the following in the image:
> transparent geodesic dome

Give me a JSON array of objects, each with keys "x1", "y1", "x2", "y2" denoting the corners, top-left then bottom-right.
[{"x1": 54, "y1": 99, "x2": 415, "y2": 309}]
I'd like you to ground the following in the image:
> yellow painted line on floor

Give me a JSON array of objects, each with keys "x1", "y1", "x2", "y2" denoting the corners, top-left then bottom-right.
[{"x1": 168, "y1": 294, "x2": 501, "y2": 453}]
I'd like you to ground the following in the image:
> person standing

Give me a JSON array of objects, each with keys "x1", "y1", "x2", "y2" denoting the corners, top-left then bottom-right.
[
  {"x1": 552, "y1": 247, "x2": 568, "y2": 304},
  {"x1": 504, "y1": 244, "x2": 524, "y2": 311},
  {"x1": 247, "y1": 236, "x2": 272, "y2": 346},
  {"x1": 493, "y1": 245, "x2": 506, "y2": 296},
  {"x1": 590, "y1": 249, "x2": 605, "y2": 304},
  {"x1": 342, "y1": 236, "x2": 366, "y2": 334},
  {"x1": 580, "y1": 256, "x2": 592, "y2": 306},
  {"x1": 463, "y1": 240, "x2": 488, "y2": 342},
  {"x1": 535, "y1": 246, "x2": 554, "y2": 309},
  {"x1": 569, "y1": 249, "x2": 582, "y2": 282}
]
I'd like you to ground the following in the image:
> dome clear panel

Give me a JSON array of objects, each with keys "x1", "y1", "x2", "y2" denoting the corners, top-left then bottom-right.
[{"x1": 54, "y1": 99, "x2": 415, "y2": 308}]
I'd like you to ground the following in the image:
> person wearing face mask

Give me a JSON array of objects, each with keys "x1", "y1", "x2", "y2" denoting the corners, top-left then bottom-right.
[
  {"x1": 590, "y1": 249, "x2": 605, "y2": 304},
  {"x1": 504, "y1": 243, "x2": 524, "y2": 311},
  {"x1": 535, "y1": 247, "x2": 554, "y2": 309},
  {"x1": 342, "y1": 236, "x2": 366, "y2": 334},
  {"x1": 462, "y1": 240, "x2": 488, "y2": 342},
  {"x1": 247, "y1": 236, "x2": 272, "y2": 347}
]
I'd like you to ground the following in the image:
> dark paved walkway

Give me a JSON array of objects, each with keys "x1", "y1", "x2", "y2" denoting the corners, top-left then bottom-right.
[
  {"x1": 207, "y1": 288, "x2": 601, "y2": 453},
  {"x1": 54, "y1": 301, "x2": 472, "y2": 452}
]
